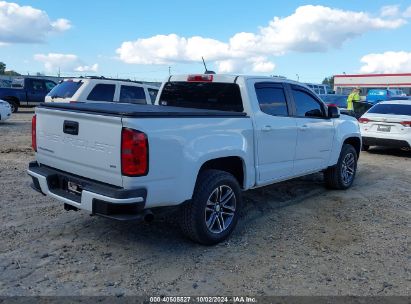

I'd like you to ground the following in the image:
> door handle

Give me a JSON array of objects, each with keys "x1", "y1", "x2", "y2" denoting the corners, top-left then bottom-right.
[
  {"x1": 262, "y1": 125, "x2": 273, "y2": 132},
  {"x1": 299, "y1": 124, "x2": 309, "y2": 131}
]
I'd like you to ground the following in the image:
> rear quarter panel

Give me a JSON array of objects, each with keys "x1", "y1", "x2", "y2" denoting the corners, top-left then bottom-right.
[
  {"x1": 327, "y1": 115, "x2": 361, "y2": 166},
  {"x1": 122, "y1": 116, "x2": 255, "y2": 208}
]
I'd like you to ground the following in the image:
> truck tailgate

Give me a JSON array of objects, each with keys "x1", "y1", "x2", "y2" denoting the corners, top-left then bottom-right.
[{"x1": 35, "y1": 107, "x2": 123, "y2": 187}]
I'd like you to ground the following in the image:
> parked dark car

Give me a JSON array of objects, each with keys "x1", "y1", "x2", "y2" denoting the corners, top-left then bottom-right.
[
  {"x1": 320, "y1": 94, "x2": 375, "y2": 119},
  {"x1": 320, "y1": 94, "x2": 354, "y2": 117},
  {"x1": 387, "y1": 96, "x2": 411, "y2": 101},
  {"x1": 0, "y1": 78, "x2": 57, "y2": 113}
]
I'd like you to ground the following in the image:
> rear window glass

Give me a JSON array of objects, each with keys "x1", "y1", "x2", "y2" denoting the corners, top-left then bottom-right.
[
  {"x1": 368, "y1": 104, "x2": 411, "y2": 115},
  {"x1": 119, "y1": 85, "x2": 146, "y2": 104},
  {"x1": 159, "y1": 82, "x2": 243, "y2": 112},
  {"x1": 47, "y1": 81, "x2": 83, "y2": 99},
  {"x1": 368, "y1": 90, "x2": 385, "y2": 96},
  {"x1": 87, "y1": 84, "x2": 115, "y2": 102}
]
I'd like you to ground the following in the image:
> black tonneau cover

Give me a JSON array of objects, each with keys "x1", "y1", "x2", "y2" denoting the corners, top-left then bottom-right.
[{"x1": 38, "y1": 103, "x2": 247, "y2": 118}]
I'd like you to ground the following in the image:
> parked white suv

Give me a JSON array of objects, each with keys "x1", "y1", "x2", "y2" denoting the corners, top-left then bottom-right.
[{"x1": 45, "y1": 77, "x2": 159, "y2": 105}]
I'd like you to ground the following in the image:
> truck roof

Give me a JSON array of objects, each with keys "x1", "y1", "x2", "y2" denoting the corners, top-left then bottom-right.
[
  {"x1": 168, "y1": 74, "x2": 304, "y2": 86},
  {"x1": 62, "y1": 77, "x2": 160, "y2": 89}
]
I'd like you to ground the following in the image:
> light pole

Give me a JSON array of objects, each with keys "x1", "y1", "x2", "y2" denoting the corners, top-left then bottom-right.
[{"x1": 296, "y1": 74, "x2": 300, "y2": 82}]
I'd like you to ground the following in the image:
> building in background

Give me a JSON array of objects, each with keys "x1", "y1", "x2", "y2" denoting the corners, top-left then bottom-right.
[{"x1": 334, "y1": 73, "x2": 411, "y2": 96}]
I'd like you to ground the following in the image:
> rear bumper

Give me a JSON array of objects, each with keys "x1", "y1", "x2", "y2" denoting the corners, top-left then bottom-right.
[
  {"x1": 362, "y1": 137, "x2": 410, "y2": 148},
  {"x1": 27, "y1": 161, "x2": 147, "y2": 221}
]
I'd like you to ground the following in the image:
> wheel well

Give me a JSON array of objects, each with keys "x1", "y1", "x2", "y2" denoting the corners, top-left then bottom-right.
[
  {"x1": 344, "y1": 137, "x2": 361, "y2": 157},
  {"x1": 3, "y1": 96, "x2": 19, "y2": 105},
  {"x1": 199, "y1": 157, "x2": 245, "y2": 188}
]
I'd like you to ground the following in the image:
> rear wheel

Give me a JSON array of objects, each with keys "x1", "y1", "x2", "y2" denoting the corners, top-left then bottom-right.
[
  {"x1": 179, "y1": 169, "x2": 242, "y2": 245},
  {"x1": 325, "y1": 144, "x2": 358, "y2": 190}
]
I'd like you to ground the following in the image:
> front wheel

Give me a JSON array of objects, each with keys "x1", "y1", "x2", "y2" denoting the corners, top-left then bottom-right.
[
  {"x1": 324, "y1": 144, "x2": 358, "y2": 190},
  {"x1": 7, "y1": 101, "x2": 18, "y2": 113},
  {"x1": 179, "y1": 169, "x2": 242, "y2": 245}
]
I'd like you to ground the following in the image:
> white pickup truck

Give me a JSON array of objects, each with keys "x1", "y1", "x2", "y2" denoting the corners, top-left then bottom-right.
[{"x1": 28, "y1": 74, "x2": 361, "y2": 244}]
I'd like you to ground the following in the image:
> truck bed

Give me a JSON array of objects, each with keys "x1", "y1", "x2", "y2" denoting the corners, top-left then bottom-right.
[{"x1": 38, "y1": 103, "x2": 247, "y2": 118}]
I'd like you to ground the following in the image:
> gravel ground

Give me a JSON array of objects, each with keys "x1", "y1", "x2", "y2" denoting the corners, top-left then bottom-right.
[{"x1": 0, "y1": 111, "x2": 410, "y2": 296}]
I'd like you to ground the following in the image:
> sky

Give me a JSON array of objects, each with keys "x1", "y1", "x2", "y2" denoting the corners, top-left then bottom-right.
[{"x1": 0, "y1": 0, "x2": 411, "y2": 83}]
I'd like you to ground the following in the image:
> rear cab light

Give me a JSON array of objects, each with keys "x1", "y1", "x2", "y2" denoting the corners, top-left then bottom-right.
[
  {"x1": 187, "y1": 74, "x2": 213, "y2": 82},
  {"x1": 400, "y1": 121, "x2": 411, "y2": 127},
  {"x1": 32, "y1": 114, "x2": 37, "y2": 151},
  {"x1": 121, "y1": 128, "x2": 148, "y2": 176},
  {"x1": 358, "y1": 117, "x2": 370, "y2": 124}
]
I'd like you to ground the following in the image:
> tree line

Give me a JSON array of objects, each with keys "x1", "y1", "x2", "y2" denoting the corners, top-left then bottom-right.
[{"x1": 0, "y1": 62, "x2": 21, "y2": 76}]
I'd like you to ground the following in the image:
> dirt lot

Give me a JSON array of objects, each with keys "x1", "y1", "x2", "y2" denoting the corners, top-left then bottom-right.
[{"x1": 0, "y1": 110, "x2": 410, "y2": 296}]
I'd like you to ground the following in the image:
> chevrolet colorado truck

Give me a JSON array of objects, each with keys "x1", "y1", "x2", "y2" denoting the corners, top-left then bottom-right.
[{"x1": 28, "y1": 74, "x2": 361, "y2": 244}]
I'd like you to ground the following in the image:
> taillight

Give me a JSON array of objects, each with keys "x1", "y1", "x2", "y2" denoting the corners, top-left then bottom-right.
[
  {"x1": 32, "y1": 114, "x2": 37, "y2": 152},
  {"x1": 69, "y1": 101, "x2": 77, "y2": 103},
  {"x1": 400, "y1": 121, "x2": 411, "y2": 127},
  {"x1": 121, "y1": 128, "x2": 148, "y2": 176},
  {"x1": 187, "y1": 74, "x2": 213, "y2": 82},
  {"x1": 358, "y1": 117, "x2": 370, "y2": 124}
]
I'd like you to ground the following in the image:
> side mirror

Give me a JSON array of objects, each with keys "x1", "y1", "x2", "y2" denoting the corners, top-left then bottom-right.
[{"x1": 328, "y1": 105, "x2": 340, "y2": 118}]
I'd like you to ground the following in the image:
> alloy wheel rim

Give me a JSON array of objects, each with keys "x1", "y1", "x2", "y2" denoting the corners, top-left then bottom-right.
[
  {"x1": 341, "y1": 152, "x2": 355, "y2": 185},
  {"x1": 204, "y1": 185, "x2": 236, "y2": 234}
]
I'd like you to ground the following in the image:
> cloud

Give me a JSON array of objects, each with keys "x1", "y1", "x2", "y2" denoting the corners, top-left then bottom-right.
[
  {"x1": 51, "y1": 18, "x2": 72, "y2": 31},
  {"x1": 380, "y1": 5, "x2": 400, "y2": 17},
  {"x1": 360, "y1": 51, "x2": 411, "y2": 73},
  {"x1": 0, "y1": 1, "x2": 71, "y2": 44},
  {"x1": 217, "y1": 57, "x2": 275, "y2": 73},
  {"x1": 75, "y1": 64, "x2": 99, "y2": 72},
  {"x1": 116, "y1": 5, "x2": 406, "y2": 73},
  {"x1": 34, "y1": 53, "x2": 98, "y2": 73},
  {"x1": 404, "y1": 5, "x2": 411, "y2": 18}
]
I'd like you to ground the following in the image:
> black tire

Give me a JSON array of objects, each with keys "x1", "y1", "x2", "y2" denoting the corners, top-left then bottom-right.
[
  {"x1": 362, "y1": 145, "x2": 370, "y2": 151},
  {"x1": 7, "y1": 101, "x2": 18, "y2": 113},
  {"x1": 324, "y1": 144, "x2": 358, "y2": 190},
  {"x1": 179, "y1": 169, "x2": 242, "y2": 245}
]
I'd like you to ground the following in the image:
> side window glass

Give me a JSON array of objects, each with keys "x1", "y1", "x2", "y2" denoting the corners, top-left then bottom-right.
[
  {"x1": 255, "y1": 84, "x2": 288, "y2": 116},
  {"x1": 87, "y1": 84, "x2": 115, "y2": 102},
  {"x1": 292, "y1": 89, "x2": 325, "y2": 118},
  {"x1": 45, "y1": 81, "x2": 56, "y2": 92},
  {"x1": 119, "y1": 86, "x2": 146, "y2": 104},
  {"x1": 148, "y1": 88, "x2": 158, "y2": 104},
  {"x1": 30, "y1": 80, "x2": 45, "y2": 91}
]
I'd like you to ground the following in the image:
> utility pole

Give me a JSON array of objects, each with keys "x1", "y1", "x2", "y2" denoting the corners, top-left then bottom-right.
[
  {"x1": 58, "y1": 67, "x2": 61, "y2": 78},
  {"x1": 296, "y1": 74, "x2": 300, "y2": 82},
  {"x1": 168, "y1": 66, "x2": 171, "y2": 76}
]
